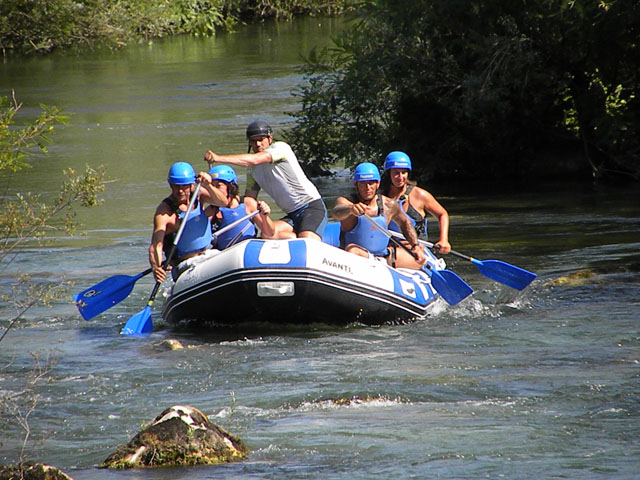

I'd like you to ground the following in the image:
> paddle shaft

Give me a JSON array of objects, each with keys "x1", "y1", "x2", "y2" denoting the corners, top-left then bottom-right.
[
  {"x1": 414, "y1": 237, "x2": 477, "y2": 263},
  {"x1": 392, "y1": 234, "x2": 475, "y2": 264},
  {"x1": 121, "y1": 182, "x2": 203, "y2": 335},
  {"x1": 363, "y1": 215, "x2": 473, "y2": 305},
  {"x1": 212, "y1": 209, "x2": 260, "y2": 240},
  {"x1": 390, "y1": 231, "x2": 536, "y2": 290},
  {"x1": 148, "y1": 182, "x2": 202, "y2": 302},
  {"x1": 362, "y1": 214, "x2": 419, "y2": 260}
]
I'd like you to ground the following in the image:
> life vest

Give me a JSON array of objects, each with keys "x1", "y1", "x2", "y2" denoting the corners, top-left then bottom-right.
[
  {"x1": 342, "y1": 194, "x2": 389, "y2": 256},
  {"x1": 162, "y1": 196, "x2": 212, "y2": 260},
  {"x1": 388, "y1": 185, "x2": 427, "y2": 238},
  {"x1": 213, "y1": 203, "x2": 256, "y2": 249}
]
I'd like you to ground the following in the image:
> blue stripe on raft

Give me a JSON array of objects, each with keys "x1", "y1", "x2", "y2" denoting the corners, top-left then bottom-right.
[
  {"x1": 388, "y1": 268, "x2": 429, "y2": 304},
  {"x1": 243, "y1": 239, "x2": 308, "y2": 268}
]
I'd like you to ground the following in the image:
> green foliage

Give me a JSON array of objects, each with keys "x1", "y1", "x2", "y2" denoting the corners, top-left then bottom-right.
[
  {"x1": 0, "y1": 0, "x2": 354, "y2": 55},
  {"x1": 169, "y1": 0, "x2": 231, "y2": 36},
  {"x1": 0, "y1": 351, "x2": 57, "y2": 463},
  {"x1": 0, "y1": 95, "x2": 68, "y2": 173},
  {"x1": 287, "y1": 0, "x2": 640, "y2": 182},
  {"x1": 0, "y1": 94, "x2": 105, "y2": 340},
  {"x1": 231, "y1": 0, "x2": 356, "y2": 20}
]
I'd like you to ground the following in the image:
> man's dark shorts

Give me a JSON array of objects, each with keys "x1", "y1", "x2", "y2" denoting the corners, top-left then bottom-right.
[{"x1": 282, "y1": 198, "x2": 328, "y2": 236}]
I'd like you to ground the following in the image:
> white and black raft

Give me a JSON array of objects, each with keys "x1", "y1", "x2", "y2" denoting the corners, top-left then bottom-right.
[
  {"x1": 75, "y1": 217, "x2": 535, "y2": 333},
  {"x1": 161, "y1": 234, "x2": 449, "y2": 327}
]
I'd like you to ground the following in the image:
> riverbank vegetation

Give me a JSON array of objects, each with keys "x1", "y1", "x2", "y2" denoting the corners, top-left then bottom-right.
[
  {"x1": 0, "y1": 93, "x2": 105, "y2": 338},
  {"x1": 2, "y1": 1, "x2": 637, "y2": 184},
  {"x1": 286, "y1": 0, "x2": 640, "y2": 183},
  {"x1": 0, "y1": 0, "x2": 356, "y2": 55}
]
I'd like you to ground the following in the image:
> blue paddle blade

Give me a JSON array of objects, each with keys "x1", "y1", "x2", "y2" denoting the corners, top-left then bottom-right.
[
  {"x1": 74, "y1": 269, "x2": 150, "y2": 321},
  {"x1": 476, "y1": 260, "x2": 537, "y2": 290},
  {"x1": 425, "y1": 267, "x2": 474, "y2": 306},
  {"x1": 121, "y1": 306, "x2": 153, "y2": 335}
]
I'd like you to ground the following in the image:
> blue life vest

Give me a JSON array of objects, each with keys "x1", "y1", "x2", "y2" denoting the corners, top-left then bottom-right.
[
  {"x1": 388, "y1": 185, "x2": 427, "y2": 239},
  {"x1": 214, "y1": 203, "x2": 256, "y2": 249},
  {"x1": 343, "y1": 194, "x2": 389, "y2": 256},
  {"x1": 175, "y1": 201, "x2": 212, "y2": 258}
]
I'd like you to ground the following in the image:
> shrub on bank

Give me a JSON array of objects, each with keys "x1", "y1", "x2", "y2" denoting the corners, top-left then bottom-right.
[{"x1": 0, "y1": 0, "x2": 356, "y2": 55}]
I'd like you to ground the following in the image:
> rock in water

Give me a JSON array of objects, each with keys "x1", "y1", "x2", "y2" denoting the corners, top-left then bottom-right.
[
  {"x1": 99, "y1": 405, "x2": 249, "y2": 469},
  {"x1": 0, "y1": 462, "x2": 74, "y2": 480},
  {"x1": 546, "y1": 269, "x2": 596, "y2": 286}
]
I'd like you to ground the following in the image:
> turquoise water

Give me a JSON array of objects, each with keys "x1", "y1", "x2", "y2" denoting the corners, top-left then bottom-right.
[{"x1": 1, "y1": 19, "x2": 639, "y2": 479}]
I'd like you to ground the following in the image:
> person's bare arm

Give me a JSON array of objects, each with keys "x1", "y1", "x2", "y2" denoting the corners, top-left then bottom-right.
[
  {"x1": 332, "y1": 196, "x2": 362, "y2": 232},
  {"x1": 149, "y1": 205, "x2": 174, "y2": 283},
  {"x1": 384, "y1": 197, "x2": 425, "y2": 264},
  {"x1": 412, "y1": 187, "x2": 451, "y2": 253},
  {"x1": 251, "y1": 199, "x2": 276, "y2": 238},
  {"x1": 204, "y1": 150, "x2": 272, "y2": 168},
  {"x1": 197, "y1": 171, "x2": 228, "y2": 207}
]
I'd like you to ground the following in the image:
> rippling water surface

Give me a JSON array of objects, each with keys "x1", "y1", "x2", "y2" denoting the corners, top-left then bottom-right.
[{"x1": 1, "y1": 18, "x2": 639, "y2": 480}]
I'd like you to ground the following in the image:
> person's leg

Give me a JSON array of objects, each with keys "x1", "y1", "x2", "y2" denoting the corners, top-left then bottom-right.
[
  {"x1": 294, "y1": 199, "x2": 327, "y2": 241},
  {"x1": 270, "y1": 220, "x2": 296, "y2": 239},
  {"x1": 390, "y1": 247, "x2": 423, "y2": 269},
  {"x1": 298, "y1": 230, "x2": 321, "y2": 241},
  {"x1": 344, "y1": 244, "x2": 370, "y2": 258}
]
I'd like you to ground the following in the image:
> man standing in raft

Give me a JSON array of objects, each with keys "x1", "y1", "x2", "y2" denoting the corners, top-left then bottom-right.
[{"x1": 204, "y1": 120, "x2": 327, "y2": 240}]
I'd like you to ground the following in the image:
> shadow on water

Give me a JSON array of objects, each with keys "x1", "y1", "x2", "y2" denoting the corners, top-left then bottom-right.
[{"x1": 159, "y1": 317, "x2": 416, "y2": 344}]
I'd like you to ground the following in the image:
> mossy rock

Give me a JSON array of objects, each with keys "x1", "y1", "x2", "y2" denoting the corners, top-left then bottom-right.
[
  {"x1": 0, "y1": 463, "x2": 73, "y2": 480},
  {"x1": 546, "y1": 269, "x2": 597, "y2": 286},
  {"x1": 99, "y1": 405, "x2": 249, "y2": 469}
]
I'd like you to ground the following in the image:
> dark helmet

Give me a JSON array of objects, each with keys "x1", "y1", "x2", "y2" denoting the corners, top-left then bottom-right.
[{"x1": 246, "y1": 120, "x2": 273, "y2": 138}]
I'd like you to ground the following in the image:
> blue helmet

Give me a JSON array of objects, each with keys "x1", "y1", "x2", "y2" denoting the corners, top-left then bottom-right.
[
  {"x1": 384, "y1": 151, "x2": 412, "y2": 171},
  {"x1": 353, "y1": 162, "x2": 381, "y2": 183},
  {"x1": 168, "y1": 162, "x2": 196, "y2": 185},
  {"x1": 209, "y1": 165, "x2": 238, "y2": 185}
]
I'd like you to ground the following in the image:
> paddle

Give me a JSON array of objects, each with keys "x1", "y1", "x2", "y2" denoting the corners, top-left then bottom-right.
[
  {"x1": 74, "y1": 268, "x2": 152, "y2": 321},
  {"x1": 444, "y1": 248, "x2": 536, "y2": 290},
  {"x1": 395, "y1": 234, "x2": 537, "y2": 290},
  {"x1": 75, "y1": 209, "x2": 260, "y2": 322},
  {"x1": 121, "y1": 182, "x2": 202, "y2": 335},
  {"x1": 212, "y1": 209, "x2": 260, "y2": 248},
  {"x1": 362, "y1": 215, "x2": 473, "y2": 306}
]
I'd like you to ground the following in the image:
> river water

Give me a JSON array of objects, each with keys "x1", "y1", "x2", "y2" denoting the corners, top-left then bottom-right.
[{"x1": 1, "y1": 18, "x2": 639, "y2": 480}]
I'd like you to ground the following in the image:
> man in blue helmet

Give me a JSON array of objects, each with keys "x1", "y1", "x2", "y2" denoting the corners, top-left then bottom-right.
[
  {"x1": 149, "y1": 162, "x2": 229, "y2": 283},
  {"x1": 379, "y1": 151, "x2": 451, "y2": 254},
  {"x1": 208, "y1": 164, "x2": 276, "y2": 248},
  {"x1": 332, "y1": 162, "x2": 426, "y2": 269},
  {"x1": 203, "y1": 119, "x2": 327, "y2": 241}
]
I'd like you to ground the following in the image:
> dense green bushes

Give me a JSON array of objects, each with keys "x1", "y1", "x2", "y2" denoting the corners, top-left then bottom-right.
[
  {"x1": 286, "y1": 0, "x2": 640, "y2": 182},
  {"x1": 0, "y1": 0, "x2": 355, "y2": 54}
]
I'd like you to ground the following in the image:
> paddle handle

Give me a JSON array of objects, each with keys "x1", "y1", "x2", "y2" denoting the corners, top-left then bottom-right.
[
  {"x1": 146, "y1": 280, "x2": 163, "y2": 305},
  {"x1": 212, "y1": 209, "x2": 260, "y2": 239},
  {"x1": 139, "y1": 267, "x2": 153, "y2": 278},
  {"x1": 390, "y1": 231, "x2": 476, "y2": 263},
  {"x1": 447, "y1": 249, "x2": 476, "y2": 263}
]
